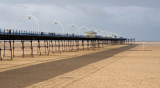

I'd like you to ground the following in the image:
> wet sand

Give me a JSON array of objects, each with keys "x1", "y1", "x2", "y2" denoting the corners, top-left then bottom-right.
[{"x1": 0, "y1": 42, "x2": 160, "y2": 88}]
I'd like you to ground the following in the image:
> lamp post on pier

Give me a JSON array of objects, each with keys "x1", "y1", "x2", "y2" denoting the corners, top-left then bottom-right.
[
  {"x1": 54, "y1": 20, "x2": 65, "y2": 34},
  {"x1": 24, "y1": 15, "x2": 40, "y2": 32},
  {"x1": 71, "y1": 24, "x2": 81, "y2": 35}
]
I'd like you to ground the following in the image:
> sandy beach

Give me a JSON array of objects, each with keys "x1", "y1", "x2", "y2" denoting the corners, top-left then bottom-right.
[
  {"x1": 0, "y1": 0, "x2": 159, "y2": 88},
  {"x1": 0, "y1": 42, "x2": 160, "y2": 88}
]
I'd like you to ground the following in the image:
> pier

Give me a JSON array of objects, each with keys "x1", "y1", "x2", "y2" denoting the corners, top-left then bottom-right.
[{"x1": 0, "y1": 29, "x2": 135, "y2": 60}]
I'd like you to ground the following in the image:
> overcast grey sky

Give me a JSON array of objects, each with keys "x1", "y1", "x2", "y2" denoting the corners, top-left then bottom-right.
[{"x1": 0, "y1": 0, "x2": 160, "y2": 41}]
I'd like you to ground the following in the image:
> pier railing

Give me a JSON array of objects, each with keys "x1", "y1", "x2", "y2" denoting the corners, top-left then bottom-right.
[{"x1": 0, "y1": 28, "x2": 125, "y2": 40}]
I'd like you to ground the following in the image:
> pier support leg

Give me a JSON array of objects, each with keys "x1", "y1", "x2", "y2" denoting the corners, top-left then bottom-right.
[
  {"x1": 31, "y1": 40, "x2": 33, "y2": 57},
  {"x1": 87, "y1": 40, "x2": 89, "y2": 50},
  {"x1": 38, "y1": 40, "x2": 41, "y2": 55},
  {"x1": 0, "y1": 48, "x2": 2, "y2": 61},
  {"x1": 47, "y1": 40, "x2": 49, "y2": 55},
  {"x1": 21, "y1": 40, "x2": 24, "y2": 58},
  {"x1": 58, "y1": 40, "x2": 61, "y2": 53},
  {"x1": 3, "y1": 40, "x2": 5, "y2": 57},
  {"x1": 55, "y1": 40, "x2": 57, "y2": 52},
  {"x1": 82, "y1": 40, "x2": 84, "y2": 50},
  {"x1": 9, "y1": 40, "x2": 13, "y2": 60},
  {"x1": 12, "y1": 40, "x2": 15, "y2": 58},
  {"x1": 51, "y1": 40, "x2": 54, "y2": 53}
]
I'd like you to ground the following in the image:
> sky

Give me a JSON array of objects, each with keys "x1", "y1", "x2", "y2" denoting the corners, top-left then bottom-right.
[{"x1": 0, "y1": 0, "x2": 160, "y2": 41}]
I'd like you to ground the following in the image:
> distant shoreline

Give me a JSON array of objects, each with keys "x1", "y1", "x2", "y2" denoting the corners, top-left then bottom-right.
[{"x1": 136, "y1": 41, "x2": 160, "y2": 42}]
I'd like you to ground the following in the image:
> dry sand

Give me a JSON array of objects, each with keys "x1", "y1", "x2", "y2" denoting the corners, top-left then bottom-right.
[{"x1": 0, "y1": 42, "x2": 160, "y2": 88}]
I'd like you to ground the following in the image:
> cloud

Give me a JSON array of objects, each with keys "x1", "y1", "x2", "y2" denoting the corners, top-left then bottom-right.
[{"x1": 0, "y1": 0, "x2": 159, "y2": 41}]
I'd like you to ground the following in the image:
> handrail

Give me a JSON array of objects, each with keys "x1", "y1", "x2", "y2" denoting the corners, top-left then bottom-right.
[{"x1": 0, "y1": 28, "x2": 126, "y2": 39}]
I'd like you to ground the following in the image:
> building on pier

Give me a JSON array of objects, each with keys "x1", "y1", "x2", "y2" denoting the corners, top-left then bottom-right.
[{"x1": 85, "y1": 31, "x2": 97, "y2": 38}]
